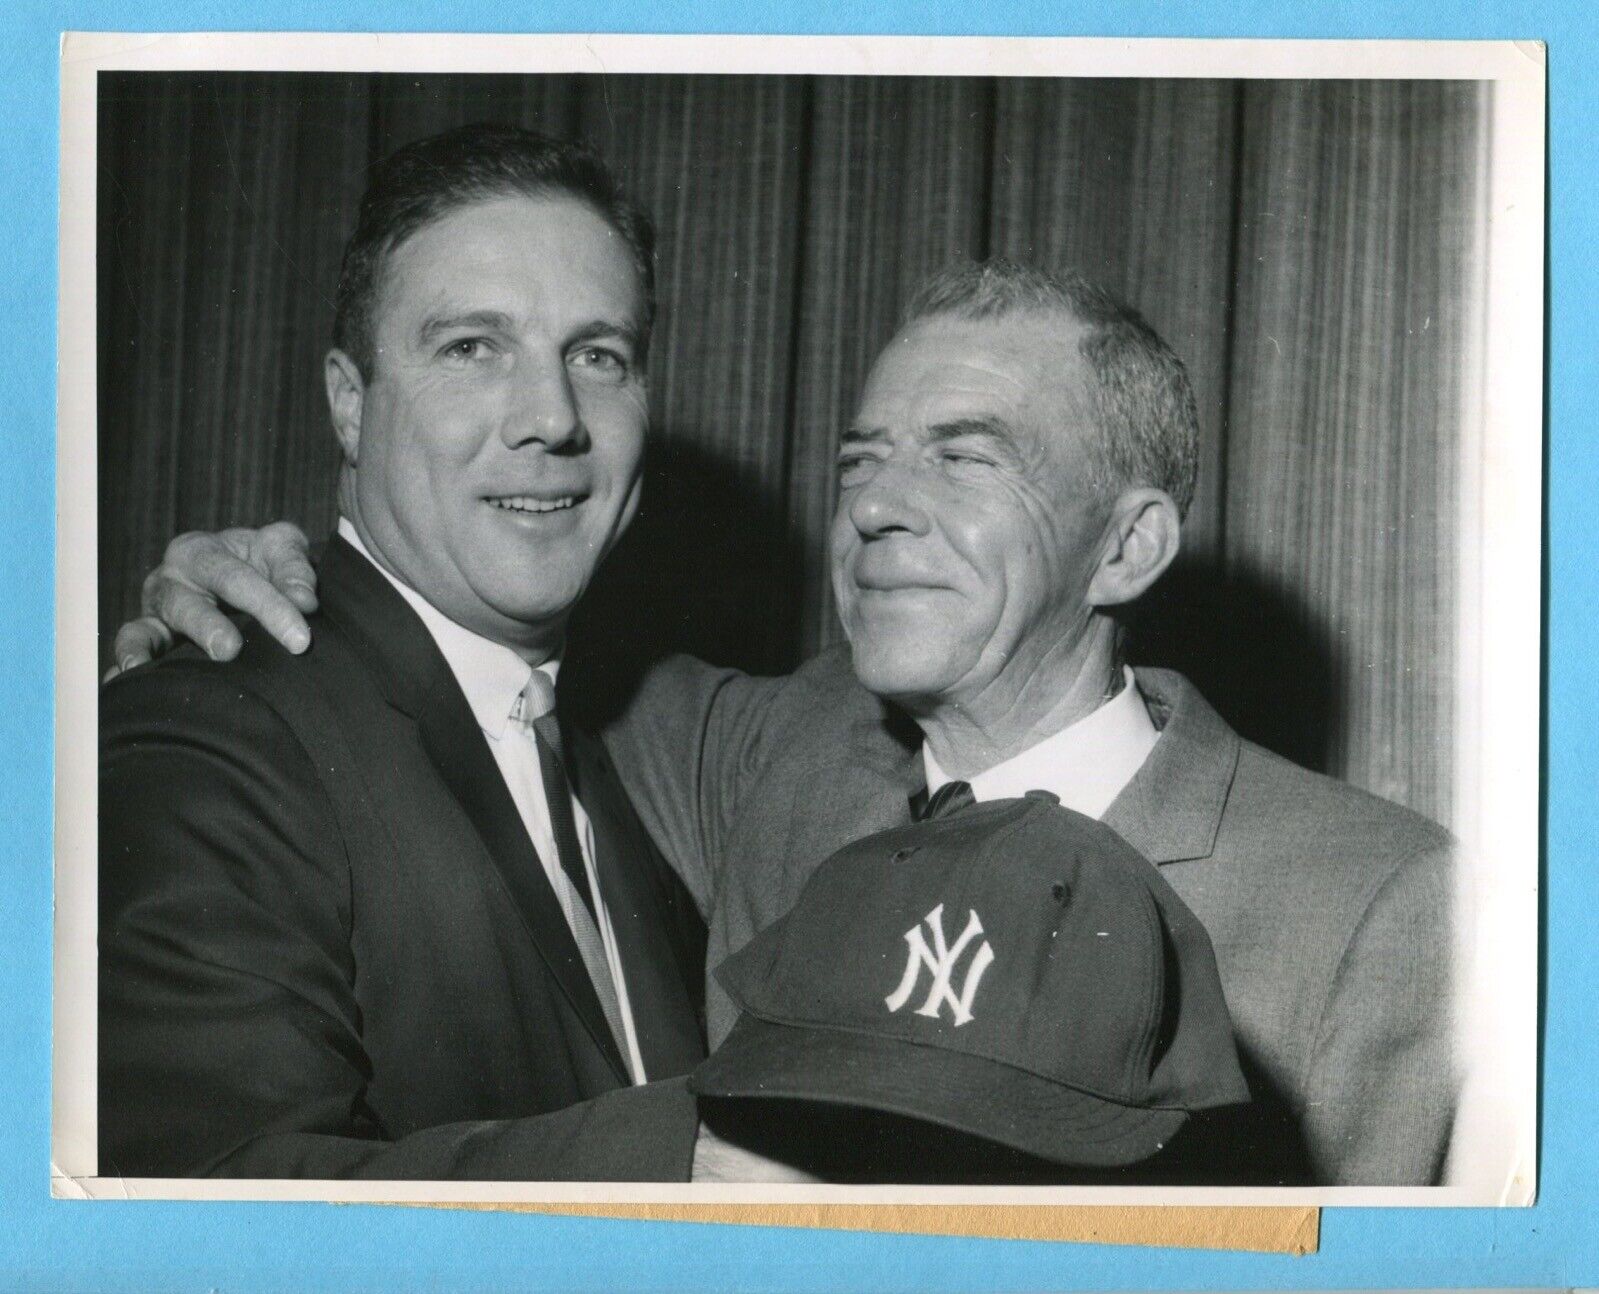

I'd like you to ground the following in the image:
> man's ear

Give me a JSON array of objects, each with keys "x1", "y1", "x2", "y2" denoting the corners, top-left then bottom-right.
[
  {"x1": 324, "y1": 349, "x2": 365, "y2": 466},
  {"x1": 1087, "y1": 488, "x2": 1182, "y2": 608}
]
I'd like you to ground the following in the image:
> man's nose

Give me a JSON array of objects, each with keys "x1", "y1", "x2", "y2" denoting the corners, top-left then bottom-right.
[
  {"x1": 847, "y1": 458, "x2": 932, "y2": 539},
  {"x1": 503, "y1": 357, "x2": 583, "y2": 451}
]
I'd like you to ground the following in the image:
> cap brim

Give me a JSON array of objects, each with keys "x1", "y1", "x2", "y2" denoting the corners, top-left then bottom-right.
[{"x1": 691, "y1": 1013, "x2": 1190, "y2": 1170}]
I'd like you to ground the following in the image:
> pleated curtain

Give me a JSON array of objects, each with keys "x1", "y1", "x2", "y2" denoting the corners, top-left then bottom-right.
[{"x1": 97, "y1": 72, "x2": 1483, "y2": 824}]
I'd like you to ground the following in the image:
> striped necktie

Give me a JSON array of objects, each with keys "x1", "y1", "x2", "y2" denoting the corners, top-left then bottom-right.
[
  {"x1": 513, "y1": 670, "x2": 596, "y2": 918},
  {"x1": 511, "y1": 670, "x2": 627, "y2": 1060}
]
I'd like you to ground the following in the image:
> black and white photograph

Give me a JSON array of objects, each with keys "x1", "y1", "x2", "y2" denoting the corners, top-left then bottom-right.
[{"x1": 53, "y1": 33, "x2": 1543, "y2": 1205}]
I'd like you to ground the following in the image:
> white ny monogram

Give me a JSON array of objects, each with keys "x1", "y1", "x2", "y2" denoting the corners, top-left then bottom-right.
[{"x1": 884, "y1": 903, "x2": 995, "y2": 1027}]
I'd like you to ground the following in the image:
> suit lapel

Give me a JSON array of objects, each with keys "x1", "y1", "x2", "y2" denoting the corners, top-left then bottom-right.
[
  {"x1": 414, "y1": 697, "x2": 629, "y2": 1082},
  {"x1": 565, "y1": 728, "x2": 706, "y2": 1079},
  {"x1": 318, "y1": 538, "x2": 630, "y2": 1084},
  {"x1": 801, "y1": 660, "x2": 1237, "y2": 871},
  {"x1": 1103, "y1": 667, "x2": 1240, "y2": 865}
]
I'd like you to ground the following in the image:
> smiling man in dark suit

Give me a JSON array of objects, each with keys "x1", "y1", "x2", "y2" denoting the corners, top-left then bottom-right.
[{"x1": 98, "y1": 125, "x2": 709, "y2": 1179}]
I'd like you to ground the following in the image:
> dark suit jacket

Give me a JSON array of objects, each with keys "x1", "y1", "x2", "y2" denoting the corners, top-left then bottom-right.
[
  {"x1": 99, "y1": 537, "x2": 708, "y2": 1179},
  {"x1": 601, "y1": 646, "x2": 1456, "y2": 1186}
]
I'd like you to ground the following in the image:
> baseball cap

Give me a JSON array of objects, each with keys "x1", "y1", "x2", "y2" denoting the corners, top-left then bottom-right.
[{"x1": 690, "y1": 794, "x2": 1249, "y2": 1168}]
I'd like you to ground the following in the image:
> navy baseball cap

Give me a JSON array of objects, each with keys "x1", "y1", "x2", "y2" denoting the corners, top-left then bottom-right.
[{"x1": 690, "y1": 795, "x2": 1249, "y2": 1168}]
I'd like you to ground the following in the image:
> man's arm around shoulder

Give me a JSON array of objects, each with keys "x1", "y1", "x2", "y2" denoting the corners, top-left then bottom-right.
[{"x1": 599, "y1": 654, "x2": 794, "y2": 914}]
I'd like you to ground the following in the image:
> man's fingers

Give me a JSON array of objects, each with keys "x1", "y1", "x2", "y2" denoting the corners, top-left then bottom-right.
[
  {"x1": 109, "y1": 616, "x2": 175, "y2": 676},
  {"x1": 205, "y1": 556, "x2": 311, "y2": 655},
  {"x1": 186, "y1": 534, "x2": 310, "y2": 655},
  {"x1": 256, "y1": 519, "x2": 313, "y2": 559},
  {"x1": 144, "y1": 527, "x2": 314, "y2": 656},
  {"x1": 258, "y1": 521, "x2": 319, "y2": 615},
  {"x1": 254, "y1": 589, "x2": 313, "y2": 653},
  {"x1": 144, "y1": 576, "x2": 245, "y2": 661}
]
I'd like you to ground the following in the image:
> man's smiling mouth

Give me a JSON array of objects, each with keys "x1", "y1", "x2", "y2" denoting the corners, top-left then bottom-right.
[
  {"x1": 487, "y1": 495, "x2": 581, "y2": 515},
  {"x1": 852, "y1": 570, "x2": 949, "y2": 594}
]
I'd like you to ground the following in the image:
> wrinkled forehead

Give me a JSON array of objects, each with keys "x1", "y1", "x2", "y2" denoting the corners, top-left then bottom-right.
[{"x1": 854, "y1": 312, "x2": 1096, "y2": 439}]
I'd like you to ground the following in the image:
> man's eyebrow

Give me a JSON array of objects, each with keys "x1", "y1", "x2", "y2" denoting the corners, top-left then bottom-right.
[
  {"x1": 417, "y1": 310, "x2": 516, "y2": 344},
  {"x1": 567, "y1": 318, "x2": 643, "y2": 351},
  {"x1": 839, "y1": 417, "x2": 1018, "y2": 446},
  {"x1": 840, "y1": 425, "x2": 889, "y2": 446},
  {"x1": 925, "y1": 416, "x2": 1016, "y2": 444},
  {"x1": 416, "y1": 312, "x2": 644, "y2": 352}
]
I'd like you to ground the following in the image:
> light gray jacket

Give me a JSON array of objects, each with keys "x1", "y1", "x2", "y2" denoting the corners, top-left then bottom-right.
[{"x1": 603, "y1": 645, "x2": 1456, "y2": 1185}]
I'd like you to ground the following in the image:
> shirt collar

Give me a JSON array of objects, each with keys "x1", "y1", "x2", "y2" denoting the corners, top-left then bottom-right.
[
  {"x1": 337, "y1": 518, "x2": 557, "y2": 741},
  {"x1": 922, "y1": 666, "x2": 1159, "y2": 821}
]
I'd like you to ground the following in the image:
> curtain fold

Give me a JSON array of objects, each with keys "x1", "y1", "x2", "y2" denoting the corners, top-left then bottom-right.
[{"x1": 1224, "y1": 81, "x2": 1478, "y2": 821}]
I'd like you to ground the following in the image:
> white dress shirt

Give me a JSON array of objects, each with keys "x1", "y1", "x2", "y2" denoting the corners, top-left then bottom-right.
[
  {"x1": 338, "y1": 519, "x2": 648, "y2": 1084},
  {"x1": 922, "y1": 666, "x2": 1160, "y2": 821}
]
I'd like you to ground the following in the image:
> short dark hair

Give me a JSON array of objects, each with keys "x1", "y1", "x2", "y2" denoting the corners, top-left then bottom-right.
[
  {"x1": 900, "y1": 260, "x2": 1200, "y2": 518},
  {"x1": 332, "y1": 123, "x2": 656, "y2": 379}
]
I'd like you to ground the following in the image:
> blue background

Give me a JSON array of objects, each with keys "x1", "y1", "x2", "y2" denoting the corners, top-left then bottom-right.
[{"x1": 4, "y1": 2, "x2": 1586, "y2": 1288}]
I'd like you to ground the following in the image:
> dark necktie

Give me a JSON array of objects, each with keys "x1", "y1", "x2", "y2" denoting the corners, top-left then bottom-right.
[{"x1": 916, "y1": 779, "x2": 976, "y2": 821}]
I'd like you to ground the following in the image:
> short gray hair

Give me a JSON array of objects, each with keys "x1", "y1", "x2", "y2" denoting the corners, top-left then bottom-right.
[{"x1": 900, "y1": 259, "x2": 1200, "y2": 517}]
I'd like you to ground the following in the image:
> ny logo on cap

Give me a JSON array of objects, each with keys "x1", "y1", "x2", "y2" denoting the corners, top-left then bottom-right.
[{"x1": 885, "y1": 903, "x2": 995, "y2": 1027}]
